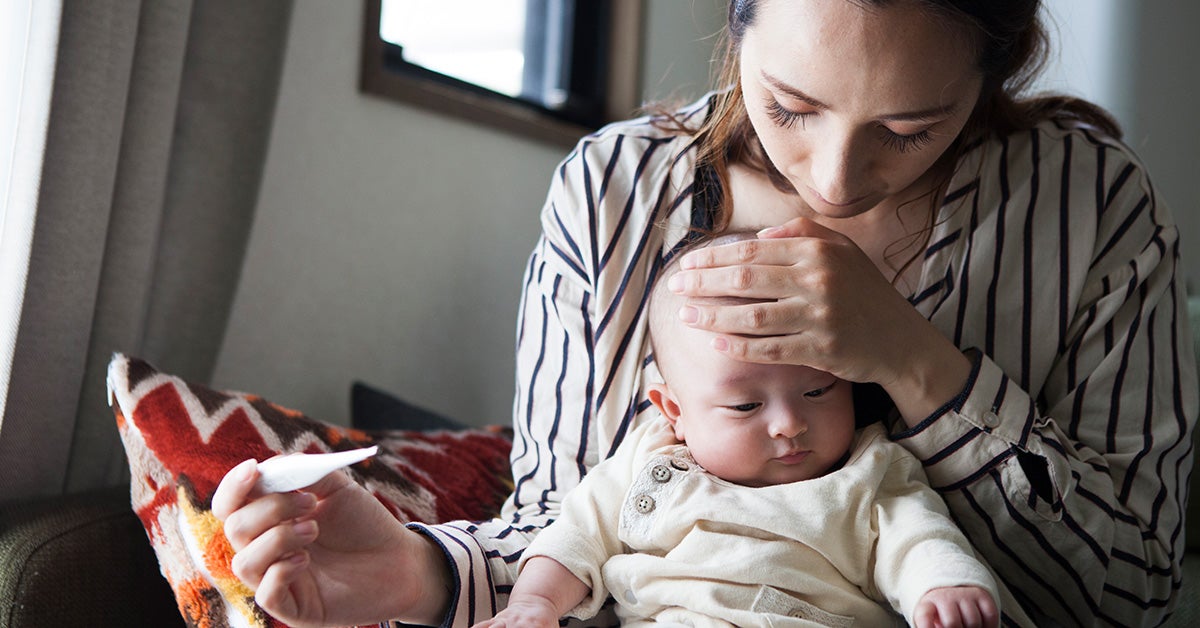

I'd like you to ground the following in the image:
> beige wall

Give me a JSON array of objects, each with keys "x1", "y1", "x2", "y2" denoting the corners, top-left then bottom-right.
[
  {"x1": 213, "y1": 1, "x2": 726, "y2": 426},
  {"x1": 215, "y1": 1, "x2": 1199, "y2": 427}
]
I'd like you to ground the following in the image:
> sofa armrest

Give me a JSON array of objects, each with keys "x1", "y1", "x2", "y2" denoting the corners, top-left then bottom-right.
[{"x1": 0, "y1": 485, "x2": 183, "y2": 626}]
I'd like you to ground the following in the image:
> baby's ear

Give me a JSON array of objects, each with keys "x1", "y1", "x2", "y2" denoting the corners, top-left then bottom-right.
[{"x1": 647, "y1": 383, "x2": 685, "y2": 439}]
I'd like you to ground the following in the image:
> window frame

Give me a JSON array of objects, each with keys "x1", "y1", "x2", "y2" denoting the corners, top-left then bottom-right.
[{"x1": 359, "y1": 0, "x2": 644, "y2": 146}]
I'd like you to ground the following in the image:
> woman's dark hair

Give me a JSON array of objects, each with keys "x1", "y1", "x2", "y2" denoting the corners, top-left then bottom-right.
[{"x1": 676, "y1": 0, "x2": 1120, "y2": 255}]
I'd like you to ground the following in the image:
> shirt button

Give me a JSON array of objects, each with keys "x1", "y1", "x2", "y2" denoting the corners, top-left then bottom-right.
[
  {"x1": 982, "y1": 412, "x2": 1000, "y2": 428},
  {"x1": 650, "y1": 464, "x2": 672, "y2": 483},
  {"x1": 670, "y1": 459, "x2": 689, "y2": 471},
  {"x1": 634, "y1": 494, "x2": 656, "y2": 513}
]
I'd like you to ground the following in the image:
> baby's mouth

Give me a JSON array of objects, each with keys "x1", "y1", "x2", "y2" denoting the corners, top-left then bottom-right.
[{"x1": 775, "y1": 450, "x2": 810, "y2": 465}]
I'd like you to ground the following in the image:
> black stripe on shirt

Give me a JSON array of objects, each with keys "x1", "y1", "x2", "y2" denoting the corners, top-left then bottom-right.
[
  {"x1": 985, "y1": 136, "x2": 1011, "y2": 356},
  {"x1": 960, "y1": 482, "x2": 1085, "y2": 626},
  {"x1": 1021, "y1": 128, "x2": 1040, "y2": 391},
  {"x1": 1058, "y1": 134, "x2": 1073, "y2": 357}
]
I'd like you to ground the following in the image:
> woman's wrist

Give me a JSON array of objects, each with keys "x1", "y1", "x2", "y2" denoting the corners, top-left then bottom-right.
[
  {"x1": 391, "y1": 526, "x2": 454, "y2": 625},
  {"x1": 882, "y1": 324, "x2": 972, "y2": 428}
]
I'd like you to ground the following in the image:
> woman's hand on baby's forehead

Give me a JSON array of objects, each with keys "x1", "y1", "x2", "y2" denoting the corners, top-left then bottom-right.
[{"x1": 679, "y1": 218, "x2": 851, "y2": 270}]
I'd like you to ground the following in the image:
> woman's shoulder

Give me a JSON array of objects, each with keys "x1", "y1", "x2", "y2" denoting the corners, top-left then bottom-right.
[
  {"x1": 540, "y1": 95, "x2": 715, "y2": 268},
  {"x1": 966, "y1": 115, "x2": 1149, "y2": 185},
  {"x1": 554, "y1": 93, "x2": 713, "y2": 178},
  {"x1": 952, "y1": 116, "x2": 1160, "y2": 230}
]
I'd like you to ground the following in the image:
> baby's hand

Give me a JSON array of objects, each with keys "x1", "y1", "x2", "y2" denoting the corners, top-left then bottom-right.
[
  {"x1": 471, "y1": 597, "x2": 561, "y2": 628},
  {"x1": 913, "y1": 585, "x2": 998, "y2": 628}
]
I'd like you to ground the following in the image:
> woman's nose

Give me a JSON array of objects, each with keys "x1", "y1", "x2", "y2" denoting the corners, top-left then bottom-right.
[{"x1": 809, "y1": 131, "x2": 866, "y2": 205}]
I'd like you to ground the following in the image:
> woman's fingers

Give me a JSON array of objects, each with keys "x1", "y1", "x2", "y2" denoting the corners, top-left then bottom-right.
[
  {"x1": 255, "y1": 551, "x2": 310, "y2": 619},
  {"x1": 756, "y1": 216, "x2": 847, "y2": 241},
  {"x1": 212, "y1": 458, "x2": 259, "y2": 521},
  {"x1": 230, "y1": 518, "x2": 321, "y2": 587},
  {"x1": 710, "y1": 333, "x2": 806, "y2": 365},
  {"x1": 681, "y1": 300, "x2": 801, "y2": 336},
  {"x1": 222, "y1": 490, "x2": 318, "y2": 551},
  {"x1": 669, "y1": 264, "x2": 815, "y2": 299},
  {"x1": 678, "y1": 217, "x2": 847, "y2": 270}
]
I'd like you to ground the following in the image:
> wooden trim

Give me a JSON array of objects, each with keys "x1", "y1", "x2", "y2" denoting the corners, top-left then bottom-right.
[
  {"x1": 359, "y1": 0, "x2": 644, "y2": 147},
  {"x1": 606, "y1": 0, "x2": 645, "y2": 122}
]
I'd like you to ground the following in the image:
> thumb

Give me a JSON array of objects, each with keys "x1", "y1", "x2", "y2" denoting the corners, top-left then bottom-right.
[{"x1": 756, "y1": 216, "x2": 844, "y2": 241}]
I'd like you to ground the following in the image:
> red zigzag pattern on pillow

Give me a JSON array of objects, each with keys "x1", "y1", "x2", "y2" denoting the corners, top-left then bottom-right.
[{"x1": 110, "y1": 354, "x2": 514, "y2": 628}]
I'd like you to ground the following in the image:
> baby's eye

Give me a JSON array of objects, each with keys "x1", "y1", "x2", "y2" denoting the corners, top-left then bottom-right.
[
  {"x1": 804, "y1": 383, "x2": 835, "y2": 398},
  {"x1": 728, "y1": 402, "x2": 762, "y2": 412}
]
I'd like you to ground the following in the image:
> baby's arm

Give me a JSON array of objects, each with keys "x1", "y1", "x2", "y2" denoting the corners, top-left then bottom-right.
[
  {"x1": 471, "y1": 557, "x2": 589, "y2": 628},
  {"x1": 913, "y1": 586, "x2": 998, "y2": 628}
]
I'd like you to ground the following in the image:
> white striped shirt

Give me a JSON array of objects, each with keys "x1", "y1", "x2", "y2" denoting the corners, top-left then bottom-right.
[{"x1": 408, "y1": 95, "x2": 1197, "y2": 627}]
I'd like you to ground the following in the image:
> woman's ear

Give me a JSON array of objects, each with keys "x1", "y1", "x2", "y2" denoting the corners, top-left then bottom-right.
[{"x1": 648, "y1": 383, "x2": 685, "y2": 440}]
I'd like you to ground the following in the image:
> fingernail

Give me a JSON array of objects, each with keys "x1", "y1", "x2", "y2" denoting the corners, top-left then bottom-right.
[
  {"x1": 235, "y1": 458, "x2": 257, "y2": 482},
  {"x1": 293, "y1": 520, "x2": 318, "y2": 537},
  {"x1": 667, "y1": 274, "x2": 683, "y2": 293},
  {"x1": 712, "y1": 337, "x2": 729, "y2": 352},
  {"x1": 680, "y1": 254, "x2": 696, "y2": 270},
  {"x1": 679, "y1": 306, "x2": 698, "y2": 324},
  {"x1": 757, "y1": 226, "x2": 783, "y2": 238},
  {"x1": 298, "y1": 492, "x2": 318, "y2": 510}
]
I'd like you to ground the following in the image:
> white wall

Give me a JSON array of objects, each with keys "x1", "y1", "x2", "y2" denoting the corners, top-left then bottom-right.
[{"x1": 212, "y1": 2, "x2": 726, "y2": 426}]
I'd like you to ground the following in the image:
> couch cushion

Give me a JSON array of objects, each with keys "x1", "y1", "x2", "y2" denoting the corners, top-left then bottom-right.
[
  {"x1": 108, "y1": 353, "x2": 513, "y2": 627},
  {"x1": 0, "y1": 486, "x2": 184, "y2": 626}
]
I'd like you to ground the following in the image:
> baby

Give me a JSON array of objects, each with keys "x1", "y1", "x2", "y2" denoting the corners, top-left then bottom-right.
[{"x1": 473, "y1": 233, "x2": 1004, "y2": 627}]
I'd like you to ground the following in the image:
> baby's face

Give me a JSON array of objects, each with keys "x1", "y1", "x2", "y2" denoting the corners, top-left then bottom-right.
[{"x1": 655, "y1": 321, "x2": 856, "y2": 487}]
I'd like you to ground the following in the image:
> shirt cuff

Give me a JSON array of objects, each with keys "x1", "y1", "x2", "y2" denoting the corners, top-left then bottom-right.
[
  {"x1": 405, "y1": 522, "x2": 494, "y2": 628},
  {"x1": 890, "y1": 349, "x2": 1037, "y2": 491}
]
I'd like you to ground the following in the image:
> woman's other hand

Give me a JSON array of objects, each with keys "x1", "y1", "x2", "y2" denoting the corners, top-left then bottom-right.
[
  {"x1": 211, "y1": 457, "x2": 451, "y2": 627},
  {"x1": 669, "y1": 216, "x2": 971, "y2": 425}
]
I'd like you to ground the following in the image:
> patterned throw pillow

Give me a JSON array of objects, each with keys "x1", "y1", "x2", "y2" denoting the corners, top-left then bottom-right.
[{"x1": 108, "y1": 353, "x2": 513, "y2": 628}]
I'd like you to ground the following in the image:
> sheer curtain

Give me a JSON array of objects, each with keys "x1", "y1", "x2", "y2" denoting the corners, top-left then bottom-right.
[
  {"x1": 0, "y1": 0, "x2": 61, "y2": 436},
  {"x1": 0, "y1": 0, "x2": 293, "y2": 500}
]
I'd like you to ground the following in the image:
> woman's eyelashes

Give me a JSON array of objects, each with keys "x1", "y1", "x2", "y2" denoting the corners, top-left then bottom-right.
[
  {"x1": 765, "y1": 98, "x2": 814, "y2": 130},
  {"x1": 764, "y1": 96, "x2": 936, "y2": 153},
  {"x1": 880, "y1": 127, "x2": 935, "y2": 153}
]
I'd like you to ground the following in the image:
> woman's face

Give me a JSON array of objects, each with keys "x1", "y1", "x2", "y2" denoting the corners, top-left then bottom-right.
[{"x1": 739, "y1": 0, "x2": 983, "y2": 219}]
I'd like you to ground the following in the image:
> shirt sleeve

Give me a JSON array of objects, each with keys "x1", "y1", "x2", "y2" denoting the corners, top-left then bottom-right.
[
  {"x1": 400, "y1": 132, "x2": 632, "y2": 628},
  {"x1": 868, "y1": 438, "x2": 1000, "y2": 625},
  {"x1": 892, "y1": 134, "x2": 1198, "y2": 626}
]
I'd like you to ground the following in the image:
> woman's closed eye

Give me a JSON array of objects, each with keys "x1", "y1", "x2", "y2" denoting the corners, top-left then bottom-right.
[
  {"x1": 765, "y1": 98, "x2": 814, "y2": 130},
  {"x1": 879, "y1": 125, "x2": 935, "y2": 153},
  {"x1": 766, "y1": 94, "x2": 936, "y2": 154}
]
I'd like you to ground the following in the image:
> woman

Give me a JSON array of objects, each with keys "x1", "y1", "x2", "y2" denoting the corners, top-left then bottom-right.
[{"x1": 213, "y1": 1, "x2": 1196, "y2": 626}]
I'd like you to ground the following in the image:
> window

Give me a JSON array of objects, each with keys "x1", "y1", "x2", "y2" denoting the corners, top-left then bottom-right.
[{"x1": 360, "y1": 0, "x2": 643, "y2": 146}]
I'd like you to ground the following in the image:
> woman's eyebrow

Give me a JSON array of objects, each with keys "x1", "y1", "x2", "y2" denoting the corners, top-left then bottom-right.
[
  {"x1": 762, "y1": 71, "x2": 829, "y2": 109},
  {"x1": 761, "y1": 70, "x2": 960, "y2": 122}
]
